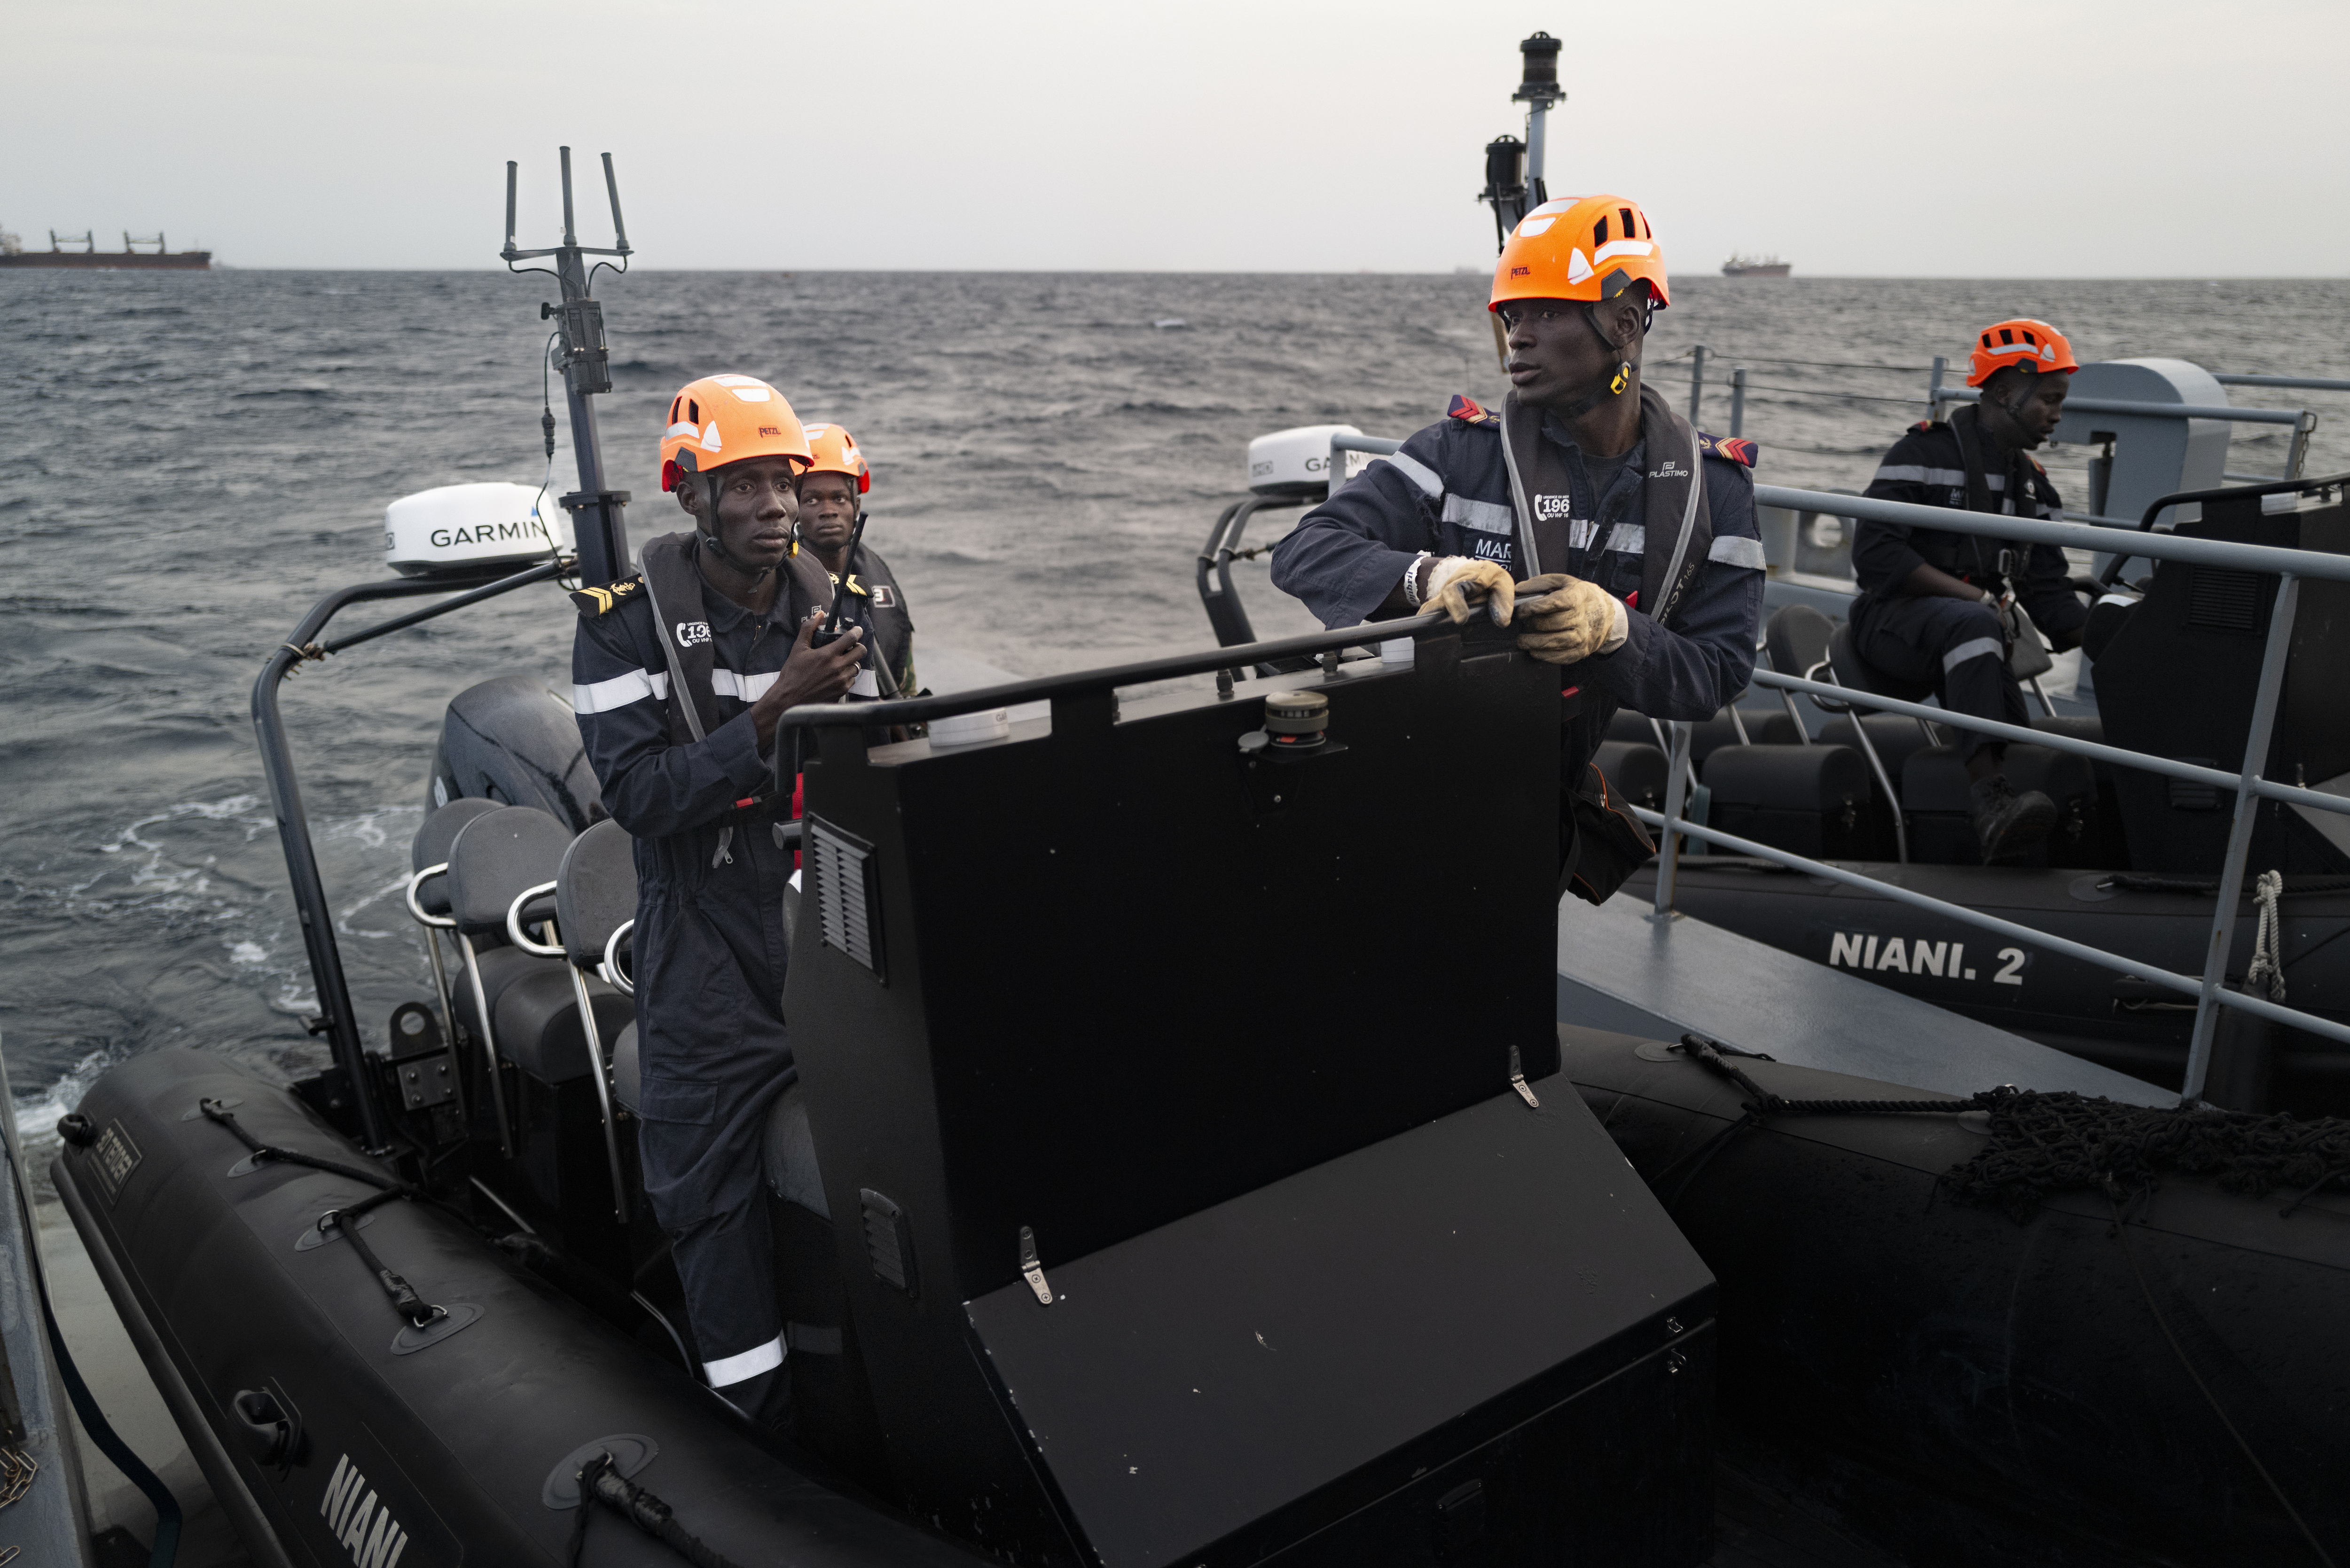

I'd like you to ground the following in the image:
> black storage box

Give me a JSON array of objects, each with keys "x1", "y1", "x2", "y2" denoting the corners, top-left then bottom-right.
[{"x1": 785, "y1": 633, "x2": 1716, "y2": 1566}]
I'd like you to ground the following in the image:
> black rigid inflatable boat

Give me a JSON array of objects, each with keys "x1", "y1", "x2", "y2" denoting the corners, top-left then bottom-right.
[
  {"x1": 1563, "y1": 1024, "x2": 2350, "y2": 1568},
  {"x1": 58, "y1": 580, "x2": 1732, "y2": 1565},
  {"x1": 1604, "y1": 489, "x2": 2350, "y2": 1112},
  {"x1": 54, "y1": 1049, "x2": 973, "y2": 1568},
  {"x1": 48, "y1": 131, "x2": 2350, "y2": 1568}
]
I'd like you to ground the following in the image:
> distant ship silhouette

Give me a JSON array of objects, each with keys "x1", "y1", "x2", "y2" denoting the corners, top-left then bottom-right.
[
  {"x1": 1721, "y1": 253, "x2": 1791, "y2": 278},
  {"x1": 0, "y1": 228, "x2": 211, "y2": 270}
]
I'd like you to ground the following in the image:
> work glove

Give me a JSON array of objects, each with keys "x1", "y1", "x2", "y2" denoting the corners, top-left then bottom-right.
[
  {"x1": 1421, "y1": 557, "x2": 1517, "y2": 626},
  {"x1": 1513, "y1": 573, "x2": 1629, "y2": 665}
]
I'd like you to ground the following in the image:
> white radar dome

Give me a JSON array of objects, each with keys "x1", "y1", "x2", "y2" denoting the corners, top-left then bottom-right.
[
  {"x1": 1246, "y1": 425, "x2": 1371, "y2": 499},
  {"x1": 384, "y1": 482, "x2": 572, "y2": 578}
]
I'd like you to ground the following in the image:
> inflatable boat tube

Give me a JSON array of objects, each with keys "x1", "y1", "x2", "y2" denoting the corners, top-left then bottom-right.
[
  {"x1": 1562, "y1": 1024, "x2": 2349, "y2": 1568},
  {"x1": 1631, "y1": 861, "x2": 2350, "y2": 1113},
  {"x1": 54, "y1": 1048, "x2": 976, "y2": 1567}
]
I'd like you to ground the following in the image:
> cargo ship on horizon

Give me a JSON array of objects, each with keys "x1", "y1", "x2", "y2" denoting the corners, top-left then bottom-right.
[
  {"x1": 0, "y1": 228, "x2": 211, "y2": 270},
  {"x1": 1720, "y1": 251, "x2": 1790, "y2": 277}
]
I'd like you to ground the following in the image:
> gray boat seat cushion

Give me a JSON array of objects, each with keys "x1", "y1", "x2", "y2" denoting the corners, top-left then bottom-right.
[
  {"x1": 451, "y1": 945, "x2": 548, "y2": 1046},
  {"x1": 557, "y1": 818, "x2": 637, "y2": 969},
  {"x1": 446, "y1": 806, "x2": 572, "y2": 938},
  {"x1": 761, "y1": 1083, "x2": 829, "y2": 1220},
  {"x1": 1828, "y1": 622, "x2": 1937, "y2": 704},
  {"x1": 410, "y1": 798, "x2": 502, "y2": 917},
  {"x1": 477, "y1": 965, "x2": 632, "y2": 1084},
  {"x1": 611, "y1": 1022, "x2": 640, "y2": 1114},
  {"x1": 1765, "y1": 604, "x2": 1837, "y2": 679}
]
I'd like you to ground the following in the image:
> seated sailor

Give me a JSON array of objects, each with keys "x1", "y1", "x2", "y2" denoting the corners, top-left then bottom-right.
[
  {"x1": 568, "y1": 373, "x2": 866, "y2": 1427},
  {"x1": 795, "y1": 423, "x2": 920, "y2": 702},
  {"x1": 1854, "y1": 318, "x2": 2090, "y2": 862},
  {"x1": 1270, "y1": 194, "x2": 1765, "y2": 900}
]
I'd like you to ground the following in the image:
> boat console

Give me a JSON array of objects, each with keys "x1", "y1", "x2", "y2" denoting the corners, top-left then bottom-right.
[{"x1": 781, "y1": 625, "x2": 1716, "y2": 1565}]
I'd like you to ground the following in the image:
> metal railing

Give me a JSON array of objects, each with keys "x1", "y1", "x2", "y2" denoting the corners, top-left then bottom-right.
[
  {"x1": 1297, "y1": 427, "x2": 2350, "y2": 1100},
  {"x1": 1662, "y1": 481, "x2": 2350, "y2": 1102}
]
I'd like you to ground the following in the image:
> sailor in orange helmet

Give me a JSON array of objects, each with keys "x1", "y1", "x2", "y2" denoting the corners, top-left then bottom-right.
[
  {"x1": 1272, "y1": 195, "x2": 1766, "y2": 903},
  {"x1": 568, "y1": 373, "x2": 866, "y2": 1429},
  {"x1": 1853, "y1": 320, "x2": 2089, "y2": 862},
  {"x1": 794, "y1": 423, "x2": 919, "y2": 703}
]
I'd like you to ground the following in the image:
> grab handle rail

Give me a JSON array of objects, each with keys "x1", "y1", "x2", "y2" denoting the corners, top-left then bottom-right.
[
  {"x1": 505, "y1": 882, "x2": 563, "y2": 956},
  {"x1": 404, "y1": 864, "x2": 457, "y2": 930},
  {"x1": 601, "y1": 922, "x2": 635, "y2": 996}
]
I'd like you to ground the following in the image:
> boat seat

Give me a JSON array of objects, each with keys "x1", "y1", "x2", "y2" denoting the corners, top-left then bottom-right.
[
  {"x1": 1604, "y1": 706, "x2": 1798, "y2": 766},
  {"x1": 409, "y1": 798, "x2": 502, "y2": 919},
  {"x1": 1593, "y1": 740, "x2": 1668, "y2": 812},
  {"x1": 1764, "y1": 605, "x2": 1836, "y2": 683},
  {"x1": 1903, "y1": 744, "x2": 2100, "y2": 867},
  {"x1": 762, "y1": 1085, "x2": 830, "y2": 1220},
  {"x1": 1827, "y1": 622, "x2": 1937, "y2": 705},
  {"x1": 611, "y1": 1022, "x2": 640, "y2": 1113},
  {"x1": 1704, "y1": 743, "x2": 1890, "y2": 860},
  {"x1": 446, "y1": 806, "x2": 573, "y2": 941},
  {"x1": 1818, "y1": 715, "x2": 1941, "y2": 794},
  {"x1": 449, "y1": 944, "x2": 546, "y2": 1043},
  {"x1": 478, "y1": 966, "x2": 632, "y2": 1084},
  {"x1": 445, "y1": 808, "x2": 588, "y2": 1080},
  {"x1": 555, "y1": 819, "x2": 637, "y2": 977}
]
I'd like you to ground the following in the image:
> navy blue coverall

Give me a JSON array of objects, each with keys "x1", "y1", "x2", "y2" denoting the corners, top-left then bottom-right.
[
  {"x1": 1269, "y1": 397, "x2": 1765, "y2": 782},
  {"x1": 1854, "y1": 419, "x2": 2089, "y2": 760},
  {"x1": 571, "y1": 569, "x2": 801, "y2": 1393}
]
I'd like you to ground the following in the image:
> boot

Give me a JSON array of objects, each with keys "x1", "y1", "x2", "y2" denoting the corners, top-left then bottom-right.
[{"x1": 1970, "y1": 773, "x2": 2056, "y2": 863}]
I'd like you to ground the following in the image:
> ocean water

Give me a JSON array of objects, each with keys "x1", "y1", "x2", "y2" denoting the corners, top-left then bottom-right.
[{"x1": 4, "y1": 267, "x2": 2345, "y2": 1171}]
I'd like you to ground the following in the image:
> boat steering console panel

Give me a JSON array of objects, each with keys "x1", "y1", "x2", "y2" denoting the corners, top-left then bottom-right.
[{"x1": 783, "y1": 627, "x2": 1717, "y2": 1566}]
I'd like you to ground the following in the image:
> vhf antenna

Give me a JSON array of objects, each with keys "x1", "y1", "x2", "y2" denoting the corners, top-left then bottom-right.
[
  {"x1": 1479, "y1": 32, "x2": 1562, "y2": 252},
  {"x1": 1479, "y1": 33, "x2": 1564, "y2": 367},
  {"x1": 504, "y1": 148, "x2": 635, "y2": 587}
]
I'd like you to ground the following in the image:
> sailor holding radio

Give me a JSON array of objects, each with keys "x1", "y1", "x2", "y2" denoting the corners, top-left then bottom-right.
[
  {"x1": 793, "y1": 422, "x2": 919, "y2": 704},
  {"x1": 1852, "y1": 319, "x2": 2091, "y2": 862},
  {"x1": 569, "y1": 373, "x2": 863, "y2": 1427},
  {"x1": 1271, "y1": 194, "x2": 1766, "y2": 901}
]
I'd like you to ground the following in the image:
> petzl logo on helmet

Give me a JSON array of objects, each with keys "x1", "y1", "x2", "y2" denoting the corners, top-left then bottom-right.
[
  {"x1": 758, "y1": 426, "x2": 781, "y2": 437},
  {"x1": 675, "y1": 620, "x2": 711, "y2": 649},
  {"x1": 1532, "y1": 494, "x2": 1574, "y2": 520},
  {"x1": 1510, "y1": 267, "x2": 1531, "y2": 278}
]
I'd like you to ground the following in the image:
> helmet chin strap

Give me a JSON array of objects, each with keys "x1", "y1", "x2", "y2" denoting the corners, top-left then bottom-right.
[
  {"x1": 1983, "y1": 370, "x2": 2042, "y2": 442},
  {"x1": 695, "y1": 471, "x2": 773, "y2": 583},
  {"x1": 1551, "y1": 302, "x2": 1640, "y2": 421}
]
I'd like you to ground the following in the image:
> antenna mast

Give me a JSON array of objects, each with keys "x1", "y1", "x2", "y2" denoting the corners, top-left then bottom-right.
[
  {"x1": 1512, "y1": 32, "x2": 1562, "y2": 211},
  {"x1": 504, "y1": 148, "x2": 635, "y2": 586},
  {"x1": 1478, "y1": 33, "x2": 1564, "y2": 252}
]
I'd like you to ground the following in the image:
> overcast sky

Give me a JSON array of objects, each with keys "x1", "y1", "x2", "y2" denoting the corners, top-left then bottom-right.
[{"x1": 5, "y1": 0, "x2": 2343, "y2": 275}]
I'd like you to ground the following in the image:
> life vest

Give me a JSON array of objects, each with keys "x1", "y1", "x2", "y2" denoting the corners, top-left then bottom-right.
[{"x1": 1496, "y1": 383, "x2": 1715, "y2": 625}]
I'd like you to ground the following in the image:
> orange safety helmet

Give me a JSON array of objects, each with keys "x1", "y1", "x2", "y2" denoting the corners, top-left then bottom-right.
[
  {"x1": 798, "y1": 422, "x2": 870, "y2": 495},
  {"x1": 658, "y1": 374, "x2": 812, "y2": 493},
  {"x1": 1966, "y1": 319, "x2": 2079, "y2": 387},
  {"x1": 1490, "y1": 194, "x2": 1670, "y2": 313}
]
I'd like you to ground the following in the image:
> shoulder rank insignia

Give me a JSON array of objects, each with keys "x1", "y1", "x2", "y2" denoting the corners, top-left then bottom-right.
[
  {"x1": 1695, "y1": 431, "x2": 1758, "y2": 468},
  {"x1": 568, "y1": 575, "x2": 642, "y2": 617},
  {"x1": 1447, "y1": 393, "x2": 1498, "y2": 426},
  {"x1": 1911, "y1": 418, "x2": 1939, "y2": 433}
]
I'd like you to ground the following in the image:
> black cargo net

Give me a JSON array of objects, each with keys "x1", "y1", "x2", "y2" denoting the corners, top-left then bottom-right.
[
  {"x1": 1940, "y1": 1086, "x2": 2350, "y2": 1223},
  {"x1": 1674, "y1": 1032, "x2": 2350, "y2": 1223},
  {"x1": 1671, "y1": 1033, "x2": 2348, "y2": 1567}
]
